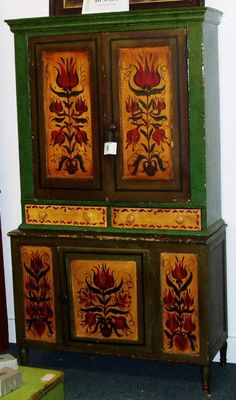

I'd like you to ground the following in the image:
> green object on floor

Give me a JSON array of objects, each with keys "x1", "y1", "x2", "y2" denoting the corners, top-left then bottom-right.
[{"x1": 2, "y1": 366, "x2": 64, "y2": 399}]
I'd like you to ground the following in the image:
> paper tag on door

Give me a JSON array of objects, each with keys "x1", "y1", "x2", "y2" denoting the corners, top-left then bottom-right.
[
  {"x1": 104, "y1": 142, "x2": 117, "y2": 155},
  {"x1": 82, "y1": 0, "x2": 129, "y2": 14}
]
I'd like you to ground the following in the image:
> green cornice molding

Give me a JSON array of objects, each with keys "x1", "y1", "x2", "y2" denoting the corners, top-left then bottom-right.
[{"x1": 6, "y1": 7, "x2": 222, "y2": 34}]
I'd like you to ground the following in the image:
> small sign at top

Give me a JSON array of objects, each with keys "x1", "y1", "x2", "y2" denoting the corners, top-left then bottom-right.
[{"x1": 82, "y1": 0, "x2": 129, "y2": 14}]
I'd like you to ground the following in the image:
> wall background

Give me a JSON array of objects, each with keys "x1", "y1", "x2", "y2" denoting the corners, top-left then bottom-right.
[{"x1": 0, "y1": 0, "x2": 235, "y2": 361}]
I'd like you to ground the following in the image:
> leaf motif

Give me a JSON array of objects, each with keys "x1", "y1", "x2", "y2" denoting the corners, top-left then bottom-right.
[
  {"x1": 128, "y1": 82, "x2": 146, "y2": 97},
  {"x1": 165, "y1": 274, "x2": 179, "y2": 296},
  {"x1": 105, "y1": 280, "x2": 123, "y2": 295},
  {"x1": 52, "y1": 117, "x2": 65, "y2": 123},
  {"x1": 50, "y1": 86, "x2": 68, "y2": 98},
  {"x1": 63, "y1": 145, "x2": 72, "y2": 154},
  {"x1": 152, "y1": 115, "x2": 167, "y2": 122},
  {"x1": 57, "y1": 156, "x2": 69, "y2": 171},
  {"x1": 106, "y1": 308, "x2": 129, "y2": 315},
  {"x1": 152, "y1": 154, "x2": 167, "y2": 171},
  {"x1": 140, "y1": 128, "x2": 148, "y2": 139},
  {"x1": 36, "y1": 266, "x2": 50, "y2": 283},
  {"x1": 130, "y1": 154, "x2": 146, "y2": 176},
  {"x1": 80, "y1": 306, "x2": 103, "y2": 313},
  {"x1": 68, "y1": 89, "x2": 84, "y2": 98},
  {"x1": 72, "y1": 117, "x2": 88, "y2": 124},
  {"x1": 24, "y1": 264, "x2": 37, "y2": 280},
  {"x1": 180, "y1": 272, "x2": 193, "y2": 292},
  {"x1": 139, "y1": 99, "x2": 148, "y2": 110},
  {"x1": 149, "y1": 85, "x2": 166, "y2": 95},
  {"x1": 141, "y1": 143, "x2": 148, "y2": 153},
  {"x1": 150, "y1": 143, "x2": 156, "y2": 153},
  {"x1": 85, "y1": 278, "x2": 102, "y2": 295},
  {"x1": 74, "y1": 154, "x2": 86, "y2": 172},
  {"x1": 164, "y1": 329, "x2": 173, "y2": 339}
]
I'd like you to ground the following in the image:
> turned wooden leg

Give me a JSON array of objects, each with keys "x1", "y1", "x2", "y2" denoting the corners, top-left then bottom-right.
[
  {"x1": 220, "y1": 341, "x2": 227, "y2": 367},
  {"x1": 18, "y1": 346, "x2": 29, "y2": 365},
  {"x1": 201, "y1": 365, "x2": 211, "y2": 396}
]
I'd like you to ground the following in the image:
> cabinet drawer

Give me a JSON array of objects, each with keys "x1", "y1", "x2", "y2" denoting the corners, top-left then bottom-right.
[
  {"x1": 112, "y1": 208, "x2": 201, "y2": 231},
  {"x1": 25, "y1": 205, "x2": 107, "y2": 227}
]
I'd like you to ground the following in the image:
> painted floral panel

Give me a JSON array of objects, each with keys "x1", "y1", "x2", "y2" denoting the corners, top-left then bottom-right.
[
  {"x1": 69, "y1": 259, "x2": 139, "y2": 342},
  {"x1": 21, "y1": 246, "x2": 56, "y2": 342},
  {"x1": 42, "y1": 50, "x2": 93, "y2": 179},
  {"x1": 119, "y1": 46, "x2": 173, "y2": 180},
  {"x1": 161, "y1": 253, "x2": 200, "y2": 355}
]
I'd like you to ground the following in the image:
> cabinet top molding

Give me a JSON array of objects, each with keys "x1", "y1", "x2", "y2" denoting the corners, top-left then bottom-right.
[{"x1": 6, "y1": 8, "x2": 222, "y2": 33}]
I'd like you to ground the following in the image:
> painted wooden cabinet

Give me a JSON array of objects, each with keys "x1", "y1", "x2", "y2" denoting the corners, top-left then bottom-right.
[{"x1": 7, "y1": 7, "x2": 227, "y2": 394}]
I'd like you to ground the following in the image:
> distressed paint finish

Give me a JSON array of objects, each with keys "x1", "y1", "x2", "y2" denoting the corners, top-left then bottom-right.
[
  {"x1": 68, "y1": 259, "x2": 139, "y2": 342},
  {"x1": 20, "y1": 246, "x2": 56, "y2": 342},
  {"x1": 161, "y1": 252, "x2": 200, "y2": 355}
]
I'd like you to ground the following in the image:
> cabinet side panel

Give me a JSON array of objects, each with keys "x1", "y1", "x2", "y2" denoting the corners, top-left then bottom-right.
[
  {"x1": 204, "y1": 23, "x2": 222, "y2": 227},
  {"x1": 207, "y1": 235, "x2": 227, "y2": 357}
]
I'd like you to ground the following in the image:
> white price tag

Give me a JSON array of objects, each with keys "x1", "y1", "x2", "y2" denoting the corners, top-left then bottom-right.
[
  {"x1": 104, "y1": 142, "x2": 117, "y2": 155},
  {"x1": 82, "y1": 0, "x2": 129, "y2": 14}
]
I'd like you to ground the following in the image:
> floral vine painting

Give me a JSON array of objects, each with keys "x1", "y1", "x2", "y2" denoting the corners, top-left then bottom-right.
[
  {"x1": 21, "y1": 246, "x2": 56, "y2": 342},
  {"x1": 161, "y1": 253, "x2": 200, "y2": 355},
  {"x1": 42, "y1": 50, "x2": 93, "y2": 179},
  {"x1": 69, "y1": 259, "x2": 139, "y2": 342},
  {"x1": 119, "y1": 47, "x2": 174, "y2": 180}
]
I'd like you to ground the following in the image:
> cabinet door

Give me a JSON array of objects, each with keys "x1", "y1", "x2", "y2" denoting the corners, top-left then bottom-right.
[
  {"x1": 30, "y1": 34, "x2": 104, "y2": 200},
  {"x1": 107, "y1": 29, "x2": 189, "y2": 202}
]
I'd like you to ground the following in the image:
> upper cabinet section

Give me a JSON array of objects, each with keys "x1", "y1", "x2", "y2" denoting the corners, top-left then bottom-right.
[
  {"x1": 29, "y1": 28, "x2": 189, "y2": 202},
  {"x1": 6, "y1": 8, "x2": 223, "y2": 229}
]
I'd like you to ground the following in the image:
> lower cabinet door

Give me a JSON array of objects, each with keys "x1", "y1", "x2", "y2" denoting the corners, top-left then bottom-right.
[{"x1": 61, "y1": 246, "x2": 155, "y2": 358}]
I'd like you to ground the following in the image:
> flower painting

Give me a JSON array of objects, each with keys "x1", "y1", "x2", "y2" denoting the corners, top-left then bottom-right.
[
  {"x1": 42, "y1": 50, "x2": 93, "y2": 179},
  {"x1": 119, "y1": 47, "x2": 173, "y2": 180},
  {"x1": 68, "y1": 259, "x2": 139, "y2": 342},
  {"x1": 21, "y1": 246, "x2": 56, "y2": 342},
  {"x1": 161, "y1": 253, "x2": 200, "y2": 355}
]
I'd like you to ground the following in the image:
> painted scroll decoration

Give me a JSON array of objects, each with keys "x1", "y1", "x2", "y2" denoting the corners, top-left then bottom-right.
[
  {"x1": 119, "y1": 47, "x2": 173, "y2": 180},
  {"x1": 69, "y1": 259, "x2": 139, "y2": 342},
  {"x1": 21, "y1": 246, "x2": 56, "y2": 342},
  {"x1": 42, "y1": 50, "x2": 93, "y2": 179},
  {"x1": 161, "y1": 253, "x2": 200, "y2": 355}
]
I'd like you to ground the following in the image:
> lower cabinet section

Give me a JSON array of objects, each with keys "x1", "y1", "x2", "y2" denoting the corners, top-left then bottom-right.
[{"x1": 9, "y1": 226, "x2": 227, "y2": 393}]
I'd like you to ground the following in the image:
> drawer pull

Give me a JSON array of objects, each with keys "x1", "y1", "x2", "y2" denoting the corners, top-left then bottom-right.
[
  {"x1": 83, "y1": 211, "x2": 92, "y2": 223},
  {"x1": 127, "y1": 213, "x2": 135, "y2": 224},
  {"x1": 175, "y1": 215, "x2": 184, "y2": 225},
  {"x1": 38, "y1": 211, "x2": 47, "y2": 221}
]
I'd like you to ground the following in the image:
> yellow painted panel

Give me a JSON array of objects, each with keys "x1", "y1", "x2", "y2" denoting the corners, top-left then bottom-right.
[
  {"x1": 112, "y1": 207, "x2": 201, "y2": 231},
  {"x1": 69, "y1": 259, "x2": 139, "y2": 342},
  {"x1": 25, "y1": 204, "x2": 107, "y2": 227},
  {"x1": 20, "y1": 246, "x2": 56, "y2": 343},
  {"x1": 160, "y1": 252, "x2": 200, "y2": 355}
]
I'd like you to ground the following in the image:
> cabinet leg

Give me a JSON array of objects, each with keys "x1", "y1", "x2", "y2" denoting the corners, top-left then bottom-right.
[
  {"x1": 201, "y1": 365, "x2": 211, "y2": 396},
  {"x1": 18, "y1": 346, "x2": 29, "y2": 365},
  {"x1": 220, "y1": 341, "x2": 227, "y2": 367}
]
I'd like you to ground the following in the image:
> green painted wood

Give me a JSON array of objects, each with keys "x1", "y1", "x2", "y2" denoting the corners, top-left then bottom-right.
[
  {"x1": 6, "y1": 7, "x2": 223, "y2": 233},
  {"x1": 3, "y1": 367, "x2": 64, "y2": 399}
]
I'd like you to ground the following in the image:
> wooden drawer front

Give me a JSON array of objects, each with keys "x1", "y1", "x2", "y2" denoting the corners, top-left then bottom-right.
[
  {"x1": 25, "y1": 205, "x2": 107, "y2": 227},
  {"x1": 112, "y1": 208, "x2": 201, "y2": 231}
]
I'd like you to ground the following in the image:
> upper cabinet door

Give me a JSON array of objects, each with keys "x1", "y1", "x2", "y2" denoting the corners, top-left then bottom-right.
[
  {"x1": 30, "y1": 34, "x2": 105, "y2": 201},
  {"x1": 108, "y1": 29, "x2": 190, "y2": 202}
]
